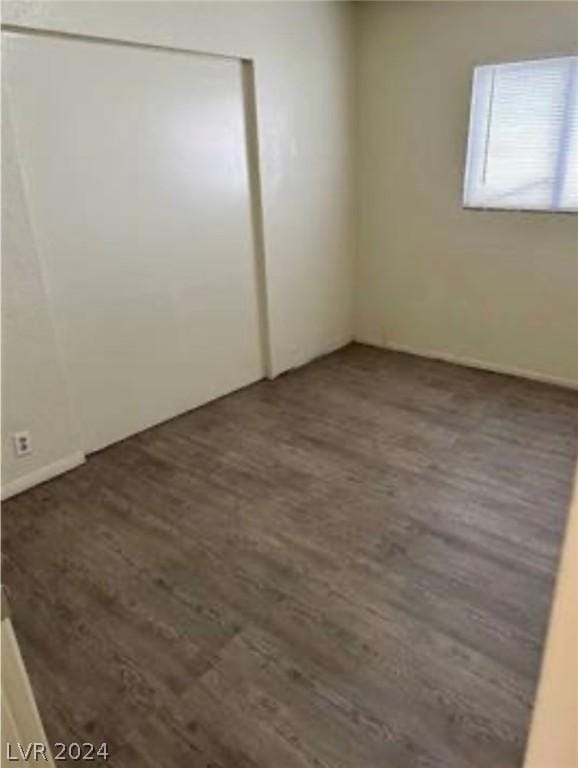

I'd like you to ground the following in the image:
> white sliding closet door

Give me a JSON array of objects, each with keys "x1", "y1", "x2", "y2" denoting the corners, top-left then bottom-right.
[{"x1": 3, "y1": 32, "x2": 264, "y2": 452}]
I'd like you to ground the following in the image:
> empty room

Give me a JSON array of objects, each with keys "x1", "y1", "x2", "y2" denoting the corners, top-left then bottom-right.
[{"x1": 1, "y1": 2, "x2": 577, "y2": 767}]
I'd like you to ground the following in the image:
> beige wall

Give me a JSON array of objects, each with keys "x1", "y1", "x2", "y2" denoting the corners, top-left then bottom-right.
[
  {"x1": 356, "y1": 1, "x2": 578, "y2": 386},
  {"x1": 1, "y1": 1, "x2": 355, "y2": 493}
]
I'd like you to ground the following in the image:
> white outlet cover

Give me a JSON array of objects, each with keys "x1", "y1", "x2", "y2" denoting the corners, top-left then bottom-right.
[{"x1": 13, "y1": 431, "x2": 32, "y2": 457}]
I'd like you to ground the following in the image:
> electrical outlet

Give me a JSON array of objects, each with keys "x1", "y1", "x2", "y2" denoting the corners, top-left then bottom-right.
[{"x1": 13, "y1": 431, "x2": 32, "y2": 457}]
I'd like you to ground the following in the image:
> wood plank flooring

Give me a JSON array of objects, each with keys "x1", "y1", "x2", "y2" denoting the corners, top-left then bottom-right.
[{"x1": 3, "y1": 344, "x2": 577, "y2": 768}]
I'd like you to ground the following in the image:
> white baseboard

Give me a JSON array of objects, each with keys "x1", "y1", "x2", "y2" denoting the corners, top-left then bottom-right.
[
  {"x1": 358, "y1": 339, "x2": 578, "y2": 391},
  {"x1": 1, "y1": 451, "x2": 86, "y2": 501}
]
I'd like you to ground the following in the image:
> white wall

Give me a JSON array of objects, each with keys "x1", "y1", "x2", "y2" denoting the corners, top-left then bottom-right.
[
  {"x1": 1, "y1": 1, "x2": 355, "y2": 492},
  {"x1": 356, "y1": 1, "x2": 578, "y2": 386},
  {"x1": 6, "y1": 35, "x2": 264, "y2": 453},
  {"x1": 2, "y1": 102, "x2": 84, "y2": 496},
  {"x1": 4, "y1": 1, "x2": 577, "y2": 496}
]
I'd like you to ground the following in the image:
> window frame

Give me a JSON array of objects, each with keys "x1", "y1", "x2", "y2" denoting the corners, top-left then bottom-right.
[{"x1": 462, "y1": 54, "x2": 578, "y2": 215}]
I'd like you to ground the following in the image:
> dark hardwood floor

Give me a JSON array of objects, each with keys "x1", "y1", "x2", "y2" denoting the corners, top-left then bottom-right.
[{"x1": 3, "y1": 344, "x2": 577, "y2": 768}]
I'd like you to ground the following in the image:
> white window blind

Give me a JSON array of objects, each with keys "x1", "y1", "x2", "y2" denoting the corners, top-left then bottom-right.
[{"x1": 463, "y1": 56, "x2": 578, "y2": 212}]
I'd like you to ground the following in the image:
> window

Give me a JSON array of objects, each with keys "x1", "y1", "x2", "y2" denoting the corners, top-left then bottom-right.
[{"x1": 463, "y1": 56, "x2": 577, "y2": 212}]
